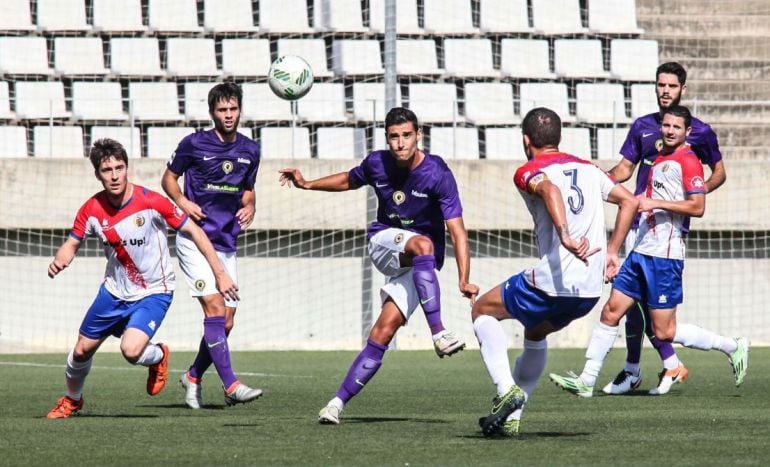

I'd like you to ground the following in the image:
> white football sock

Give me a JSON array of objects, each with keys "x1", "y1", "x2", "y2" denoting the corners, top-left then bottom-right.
[
  {"x1": 675, "y1": 323, "x2": 737, "y2": 355},
  {"x1": 134, "y1": 342, "x2": 164, "y2": 366},
  {"x1": 508, "y1": 338, "x2": 547, "y2": 421},
  {"x1": 623, "y1": 362, "x2": 641, "y2": 375},
  {"x1": 65, "y1": 349, "x2": 92, "y2": 401},
  {"x1": 580, "y1": 322, "x2": 619, "y2": 387},
  {"x1": 662, "y1": 354, "x2": 681, "y2": 370},
  {"x1": 473, "y1": 315, "x2": 515, "y2": 396},
  {"x1": 329, "y1": 396, "x2": 345, "y2": 410}
]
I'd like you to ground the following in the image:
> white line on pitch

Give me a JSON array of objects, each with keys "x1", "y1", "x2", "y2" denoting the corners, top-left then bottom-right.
[{"x1": 0, "y1": 361, "x2": 313, "y2": 378}]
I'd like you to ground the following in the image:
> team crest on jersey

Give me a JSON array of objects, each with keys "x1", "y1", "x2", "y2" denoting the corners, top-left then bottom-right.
[
  {"x1": 655, "y1": 139, "x2": 664, "y2": 151},
  {"x1": 134, "y1": 215, "x2": 145, "y2": 227},
  {"x1": 394, "y1": 233, "x2": 404, "y2": 244},
  {"x1": 393, "y1": 190, "x2": 406, "y2": 205},
  {"x1": 195, "y1": 279, "x2": 206, "y2": 291},
  {"x1": 222, "y1": 160, "x2": 234, "y2": 174}
]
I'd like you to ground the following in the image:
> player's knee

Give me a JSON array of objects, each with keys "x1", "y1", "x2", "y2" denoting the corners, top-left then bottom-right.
[
  {"x1": 406, "y1": 235, "x2": 434, "y2": 256},
  {"x1": 120, "y1": 343, "x2": 143, "y2": 364},
  {"x1": 654, "y1": 326, "x2": 675, "y2": 342},
  {"x1": 600, "y1": 302, "x2": 623, "y2": 326}
]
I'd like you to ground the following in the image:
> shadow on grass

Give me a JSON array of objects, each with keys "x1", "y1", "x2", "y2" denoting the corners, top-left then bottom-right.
[
  {"x1": 344, "y1": 416, "x2": 445, "y2": 424},
  {"x1": 136, "y1": 403, "x2": 226, "y2": 410},
  {"x1": 57, "y1": 414, "x2": 160, "y2": 419},
  {"x1": 461, "y1": 431, "x2": 590, "y2": 440}
]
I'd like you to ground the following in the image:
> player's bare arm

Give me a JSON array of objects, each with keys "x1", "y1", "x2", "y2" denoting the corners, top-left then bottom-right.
[
  {"x1": 705, "y1": 160, "x2": 726, "y2": 194},
  {"x1": 161, "y1": 168, "x2": 206, "y2": 221},
  {"x1": 607, "y1": 158, "x2": 636, "y2": 184},
  {"x1": 278, "y1": 168, "x2": 354, "y2": 191},
  {"x1": 236, "y1": 189, "x2": 256, "y2": 229},
  {"x1": 605, "y1": 184, "x2": 639, "y2": 281},
  {"x1": 445, "y1": 216, "x2": 479, "y2": 304},
  {"x1": 637, "y1": 192, "x2": 705, "y2": 218},
  {"x1": 179, "y1": 220, "x2": 240, "y2": 301},
  {"x1": 48, "y1": 237, "x2": 82, "y2": 278}
]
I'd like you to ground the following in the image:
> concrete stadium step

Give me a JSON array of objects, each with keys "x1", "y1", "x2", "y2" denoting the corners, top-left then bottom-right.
[
  {"x1": 686, "y1": 80, "x2": 770, "y2": 101},
  {"x1": 719, "y1": 146, "x2": 770, "y2": 161},
  {"x1": 637, "y1": 0, "x2": 769, "y2": 15},
  {"x1": 673, "y1": 59, "x2": 770, "y2": 82},
  {"x1": 693, "y1": 102, "x2": 770, "y2": 124},
  {"x1": 645, "y1": 36, "x2": 770, "y2": 60},
  {"x1": 710, "y1": 124, "x2": 770, "y2": 148},
  {"x1": 638, "y1": 14, "x2": 770, "y2": 37}
]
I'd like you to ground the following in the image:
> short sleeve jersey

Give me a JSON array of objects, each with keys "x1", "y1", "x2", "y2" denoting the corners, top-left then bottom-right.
[
  {"x1": 514, "y1": 153, "x2": 616, "y2": 297},
  {"x1": 167, "y1": 129, "x2": 260, "y2": 252},
  {"x1": 348, "y1": 150, "x2": 463, "y2": 270},
  {"x1": 620, "y1": 113, "x2": 721, "y2": 229},
  {"x1": 634, "y1": 146, "x2": 705, "y2": 260},
  {"x1": 70, "y1": 185, "x2": 188, "y2": 301}
]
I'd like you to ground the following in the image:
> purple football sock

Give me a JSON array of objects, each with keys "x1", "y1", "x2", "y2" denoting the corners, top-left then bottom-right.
[
  {"x1": 203, "y1": 316, "x2": 238, "y2": 390},
  {"x1": 624, "y1": 303, "x2": 645, "y2": 365},
  {"x1": 412, "y1": 255, "x2": 444, "y2": 335},
  {"x1": 336, "y1": 339, "x2": 387, "y2": 403},
  {"x1": 187, "y1": 337, "x2": 213, "y2": 380},
  {"x1": 647, "y1": 315, "x2": 677, "y2": 361}
]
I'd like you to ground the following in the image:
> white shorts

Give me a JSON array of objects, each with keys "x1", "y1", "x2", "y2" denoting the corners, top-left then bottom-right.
[
  {"x1": 624, "y1": 228, "x2": 638, "y2": 257},
  {"x1": 176, "y1": 231, "x2": 239, "y2": 307},
  {"x1": 369, "y1": 228, "x2": 435, "y2": 320}
]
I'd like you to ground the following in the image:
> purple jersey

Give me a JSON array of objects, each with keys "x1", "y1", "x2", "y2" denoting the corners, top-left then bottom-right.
[
  {"x1": 348, "y1": 150, "x2": 463, "y2": 269},
  {"x1": 620, "y1": 112, "x2": 721, "y2": 229},
  {"x1": 167, "y1": 129, "x2": 260, "y2": 252}
]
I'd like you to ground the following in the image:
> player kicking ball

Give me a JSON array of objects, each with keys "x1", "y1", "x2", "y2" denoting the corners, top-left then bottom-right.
[
  {"x1": 46, "y1": 138, "x2": 238, "y2": 419},
  {"x1": 550, "y1": 106, "x2": 749, "y2": 399}
]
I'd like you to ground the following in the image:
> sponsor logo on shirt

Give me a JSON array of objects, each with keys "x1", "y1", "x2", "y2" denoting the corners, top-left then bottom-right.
[
  {"x1": 103, "y1": 237, "x2": 146, "y2": 248},
  {"x1": 237, "y1": 157, "x2": 251, "y2": 165},
  {"x1": 411, "y1": 190, "x2": 427, "y2": 198},
  {"x1": 653, "y1": 180, "x2": 665, "y2": 189},
  {"x1": 205, "y1": 183, "x2": 240, "y2": 193},
  {"x1": 642, "y1": 132, "x2": 655, "y2": 138}
]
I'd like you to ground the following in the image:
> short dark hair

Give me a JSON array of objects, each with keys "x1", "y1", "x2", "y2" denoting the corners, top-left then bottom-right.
[
  {"x1": 662, "y1": 105, "x2": 692, "y2": 128},
  {"x1": 89, "y1": 138, "x2": 128, "y2": 170},
  {"x1": 385, "y1": 107, "x2": 419, "y2": 132},
  {"x1": 656, "y1": 62, "x2": 687, "y2": 86},
  {"x1": 521, "y1": 107, "x2": 561, "y2": 148},
  {"x1": 208, "y1": 82, "x2": 243, "y2": 111}
]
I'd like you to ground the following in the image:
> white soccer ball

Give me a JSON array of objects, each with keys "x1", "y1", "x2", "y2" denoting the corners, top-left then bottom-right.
[{"x1": 268, "y1": 55, "x2": 314, "y2": 101}]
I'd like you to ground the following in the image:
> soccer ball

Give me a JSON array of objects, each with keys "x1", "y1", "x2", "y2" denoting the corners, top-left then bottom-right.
[{"x1": 268, "y1": 55, "x2": 314, "y2": 100}]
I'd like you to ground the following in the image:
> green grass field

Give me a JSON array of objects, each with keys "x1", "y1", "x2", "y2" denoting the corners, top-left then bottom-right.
[{"x1": 1, "y1": 347, "x2": 768, "y2": 466}]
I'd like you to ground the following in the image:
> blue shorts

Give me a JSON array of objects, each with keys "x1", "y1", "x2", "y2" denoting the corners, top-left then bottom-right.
[
  {"x1": 500, "y1": 272, "x2": 599, "y2": 331},
  {"x1": 613, "y1": 251, "x2": 683, "y2": 310},
  {"x1": 79, "y1": 284, "x2": 173, "y2": 340}
]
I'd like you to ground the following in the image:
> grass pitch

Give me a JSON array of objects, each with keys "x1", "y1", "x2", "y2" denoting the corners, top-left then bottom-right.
[{"x1": 1, "y1": 347, "x2": 768, "y2": 466}]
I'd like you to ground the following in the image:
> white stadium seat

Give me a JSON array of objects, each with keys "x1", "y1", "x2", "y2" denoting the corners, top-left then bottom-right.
[
  {"x1": 597, "y1": 127, "x2": 629, "y2": 160},
  {"x1": 222, "y1": 39, "x2": 272, "y2": 77},
  {"x1": 0, "y1": 82, "x2": 17, "y2": 121},
  {"x1": 500, "y1": 39, "x2": 555, "y2": 79},
  {"x1": 1, "y1": 0, "x2": 35, "y2": 31},
  {"x1": 33, "y1": 126, "x2": 84, "y2": 158},
  {"x1": 259, "y1": 127, "x2": 312, "y2": 159},
  {"x1": 480, "y1": 0, "x2": 531, "y2": 34},
  {"x1": 15, "y1": 81, "x2": 70, "y2": 120},
  {"x1": 72, "y1": 82, "x2": 128, "y2": 121},
  {"x1": 369, "y1": 0, "x2": 424, "y2": 35},
  {"x1": 519, "y1": 83, "x2": 575, "y2": 123},
  {"x1": 631, "y1": 84, "x2": 658, "y2": 119},
  {"x1": 464, "y1": 83, "x2": 520, "y2": 126},
  {"x1": 313, "y1": 0, "x2": 368, "y2": 33},
  {"x1": 484, "y1": 127, "x2": 526, "y2": 160},
  {"x1": 428, "y1": 127, "x2": 479, "y2": 160},
  {"x1": 316, "y1": 127, "x2": 367, "y2": 159},
  {"x1": 277, "y1": 39, "x2": 334, "y2": 78},
  {"x1": 554, "y1": 40, "x2": 610, "y2": 79},
  {"x1": 183, "y1": 83, "x2": 217, "y2": 121},
  {"x1": 128, "y1": 82, "x2": 182, "y2": 121},
  {"x1": 331, "y1": 40, "x2": 384, "y2": 77},
  {"x1": 92, "y1": 0, "x2": 147, "y2": 33},
  {"x1": 611, "y1": 39, "x2": 659, "y2": 81},
  {"x1": 90, "y1": 126, "x2": 143, "y2": 158},
  {"x1": 0, "y1": 37, "x2": 53, "y2": 76},
  {"x1": 443, "y1": 39, "x2": 499, "y2": 78},
  {"x1": 241, "y1": 83, "x2": 294, "y2": 122},
  {"x1": 146, "y1": 127, "x2": 195, "y2": 159},
  {"x1": 589, "y1": 0, "x2": 644, "y2": 34},
  {"x1": 0, "y1": 126, "x2": 28, "y2": 158},
  {"x1": 36, "y1": 0, "x2": 91, "y2": 32},
  {"x1": 423, "y1": 0, "x2": 478, "y2": 35},
  {"x1": 54, "y1": 38, "x2": 109, "y2": 76},
  {"x1": 148, "y1": 0, "x2": 203, "y2": 33},
  {"x1": 166, "y1": 38, "x2": 220, "y2": 77},
  {"x1": 532, "y1": 0, "x2": 587, "y2": 35},
  {"x1": 109, "y1": 38, "x2": 164, "y2": 77},
  {"x1": 576, "y1": 83, "x2": 631, "y2": 124},
  {"x1": 259, "y1": 0, "x2": 314, "y2": 33},
  {"x1": 407, "y1": 83, "x2": 461, "y2": 124},
  {"x1": 396, "y1": 40, "x2": 443, "y2": 76},
  {"x1": 203, "y1": 0, "x2": 258, "y2": 33},
  {"x1": 352, "y1": 82, "x2": 402, "y2": 122},
  {"x1": 297, "y1": 83, "x2": 348, "y2": 123},
  {"x1": 560, "y1": 127, "x2": 592, "y2": 159}
]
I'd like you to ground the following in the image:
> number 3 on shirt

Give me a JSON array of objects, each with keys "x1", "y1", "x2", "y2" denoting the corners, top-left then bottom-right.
[{"x1": 563, "y1": 169, "x2": 584, "y2": 214}]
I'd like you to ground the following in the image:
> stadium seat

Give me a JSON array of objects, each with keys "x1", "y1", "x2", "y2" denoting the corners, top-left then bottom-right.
[
  {"x1": 316, "y1": 127, "x2": 367, "y2": 159},
  {"x1": 297, "y1": 83, "x2": 348, "y2": 123},
  {"x1": 33, "y1": 126, "x2": 85, "y2": 158},
  {"x1": 241, "y1": 83, "x2": 294, "y2": 121},
  {"x1": 443, "y1": 39, "x2": 500, "y2": 78},
  {"x1": 575, "y1": 83, "x2": 631, "y2": 124},
  {"x1": 369, "y1": 0, "x2": 424, "y2": 35},
  {"x1": 423, "y1": 0, "x2": 479, "y2": 35},
  {"x1": 596, "y1": 127, "x2": 629, "y2": 160},
  {"x1": 500, "y1": 39, "x2": 555, "y2": 79},
  {"x1": 277, "y1": 39, "x2": 334, "y2": 78},
  {"x1": 203, "y1": 0, "x2": 258, "y2": 33},
  {"x1": 222, "y1": 39, "x2": 272, "y2": 77},
  {"x1": 259, "y1": 0, "x2": 314, "y2": 33},
  {"x1": 259, "y1": 127, "x2": 312, "y2": 159},
  {"x1": 532, "y1": 0, "x2": 587, "y2": 35},
  {"x1": 0, "y1": 82, "x2": 17, "y2": 121},
  {"x1": 128, "y1": 82, "x2": 183, "y2": 121},
  {"x1": 109, "y1": 38, "x2": 164, "y2": 77},
  {"x1": 166, "y1": 38, "x2": 220, "y2": 77},
  {"x1": 560, "y1": 127, "x2": 592, "y2": 159},
  {"x1": 428, "y1": 127, "x2": 479, "y2": 160},
  {"x1": 54, "y1": 38, "x2": 109, "y2": 76},
  {"x1": 72, "y1": 82, "x2": 127, "y2": 121},
  {"x1": 479, "y1": 0, "x2": 532, "y2": 33},
  {"x1": 0, "y1": 0, "x2": 35, "y2": 31},
  {"x1": 631, "y1": 84, "x2": 658, "y2": 119},
  {"x1": 352, "y1": 82, "x2": 402, "y2": 122},
  {"x1": 464, "y1": 83, "x2": 520, "y2": 125},
  {"x1": 0, "y1": 126, "x2": 28, "y2": 158},
  {"x1": 183, "y1": 82, "x2": 217, "y2": 121},
  {"x1": 484, "y1": 127, "x2": 526, "y2": 160},
  {"x1": 90, "y1": 126, "x2": 142, "y2": 158},
  {"x1": 408, "y1": 84, "x2": 461, "y2": 124},
  {"x1": 396, "y1": 40, "x2": 443, "y2": 76},
  {"x1": 36, "y1": 0, "x2": 91, "y2": 32},
  {"x1": 554, "y1": 40, "x2": 610, "y2": 79},
  {"x1": 589, "y1": 0, "x2": 644, "y2": 34},
  {"x1": 331, "y1": 40, "x2": 384, "y2": 77},
  {"x1": 519, "y1": 83, "x2": 575, "y2": 123},
  {"x1": 92, "y1": 0, "x2": 147, "y2": 33},
  {"x1": 611, "y1": 39, "x2": 659, "y2": 81},
  {"x1": 15, "y1": 82, "x2": 70, "y2": 120},
  {"x1": 148, "y1": 0, "x2": 203, "y2": 33},
  {"x1": 146, "y1": 127, "x2": 196, "y2": 159},
  {"x1": 0, "y1": 37, "x2": 53, "y2": 76},
  {"x1": 313, "y1": 0, "x2": 368, "y2": 33}
]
